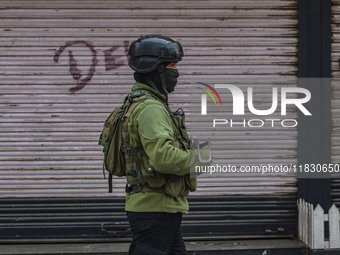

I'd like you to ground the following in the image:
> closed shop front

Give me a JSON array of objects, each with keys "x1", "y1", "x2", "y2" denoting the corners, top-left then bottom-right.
[{"x1": 0, "y1": 0, "x2": 298, "y2": 242}]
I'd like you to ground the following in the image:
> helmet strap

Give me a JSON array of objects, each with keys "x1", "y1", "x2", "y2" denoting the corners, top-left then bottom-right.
[{"x1": 157, "y1": 65, "x2": 168, "y2": 94}]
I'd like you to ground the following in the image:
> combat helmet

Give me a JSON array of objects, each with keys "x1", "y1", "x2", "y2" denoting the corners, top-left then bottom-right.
[{"x1": 128, "y1": 35, "x2": 183, "y2": 94}]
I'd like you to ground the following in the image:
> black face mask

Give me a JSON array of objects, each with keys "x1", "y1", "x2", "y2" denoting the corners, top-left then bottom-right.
[
  {"x1": 164, "y1": 68, "x2": 179, "y2": 93},
  {"x1": 137, "y1": 66, "x2": 179, "y2": 94}
]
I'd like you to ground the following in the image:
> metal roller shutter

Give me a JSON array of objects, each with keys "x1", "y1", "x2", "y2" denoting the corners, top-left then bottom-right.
[
  {"x1": 0, "y1": 196, "x2": 297, "y2": 243},
  {"x1": 0, "y1": 0, "x2": 298, "y2": 241}
]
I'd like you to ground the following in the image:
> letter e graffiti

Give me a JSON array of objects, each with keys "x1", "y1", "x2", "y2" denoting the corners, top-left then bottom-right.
[{"x1": 104, "y1": 40, "x2": 130, "y2": 71}]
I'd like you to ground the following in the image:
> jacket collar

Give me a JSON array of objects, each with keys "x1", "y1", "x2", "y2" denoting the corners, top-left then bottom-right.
[{"x1": 132, "y1": 82, "x2": 168, "y2": 104}]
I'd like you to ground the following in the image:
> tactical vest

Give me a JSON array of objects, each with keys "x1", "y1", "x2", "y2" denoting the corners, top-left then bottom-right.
[{"x1": 121, "y1": 90, "x2": 197, "y2": 198}]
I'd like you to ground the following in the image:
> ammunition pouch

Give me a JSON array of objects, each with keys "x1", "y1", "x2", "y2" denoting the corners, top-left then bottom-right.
[{"x1": 164, "y1": 174, "x2": 196, "y2": 197}]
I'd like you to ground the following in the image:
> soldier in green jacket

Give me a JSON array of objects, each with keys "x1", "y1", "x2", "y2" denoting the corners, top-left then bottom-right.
[{"x1": 124, "y1": 35, "x2": 195, "y2": 255}]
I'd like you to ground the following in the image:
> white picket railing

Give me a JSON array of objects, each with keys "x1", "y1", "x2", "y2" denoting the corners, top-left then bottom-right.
[{"x1": 298, "y1": 199, "x2": 340, "y2": 249}]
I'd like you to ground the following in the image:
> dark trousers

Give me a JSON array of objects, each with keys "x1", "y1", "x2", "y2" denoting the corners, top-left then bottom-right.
[{"x1": 126, "y1": 211, "x2": 187, "y2": 255}]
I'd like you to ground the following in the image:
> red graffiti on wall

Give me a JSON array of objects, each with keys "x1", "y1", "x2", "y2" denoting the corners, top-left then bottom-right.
[{"x1": 54, "y1": 40, "x2": 129, "y2": 92}]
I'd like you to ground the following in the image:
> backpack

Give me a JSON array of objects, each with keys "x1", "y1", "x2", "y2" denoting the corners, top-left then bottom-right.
[{"x1": 98, "y1": 91, "x2": 146, "y2": 193}]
